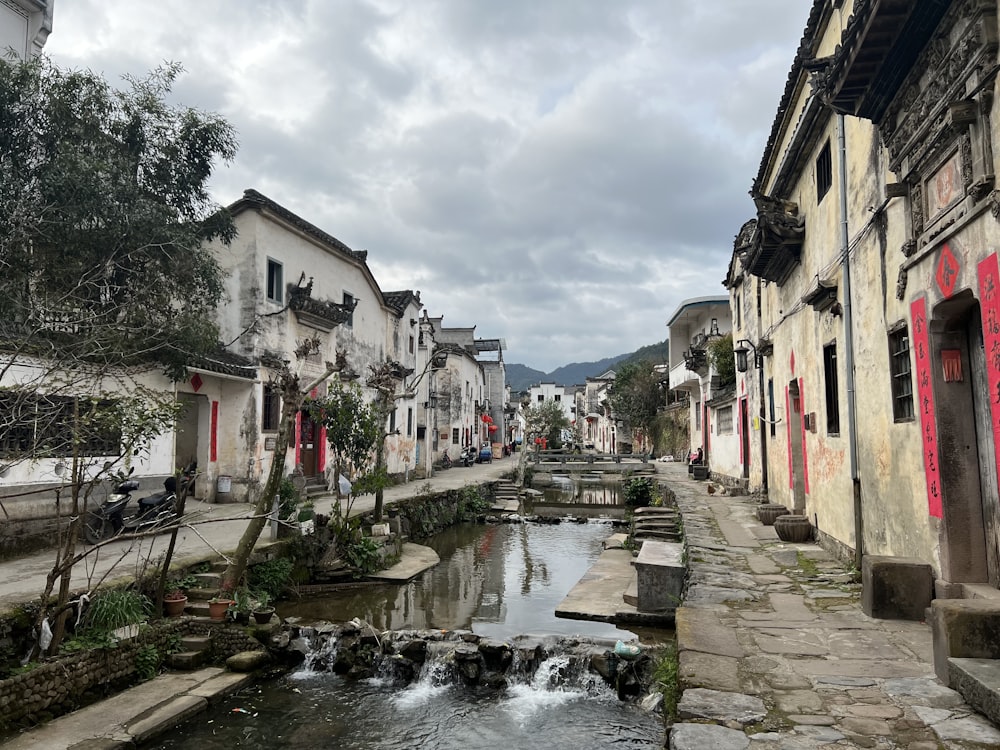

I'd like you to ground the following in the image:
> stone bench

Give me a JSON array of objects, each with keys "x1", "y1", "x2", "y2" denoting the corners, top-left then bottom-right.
[
  {"x1": 861, "y1": 555, "x2": 933, "y2": 621},
  {"x1": 633, "y1": 540, "x2": 685, "y2": 613}
]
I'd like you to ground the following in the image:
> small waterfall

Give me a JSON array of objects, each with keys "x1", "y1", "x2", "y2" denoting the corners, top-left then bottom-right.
[{"x1": 291, "y1": 633, "x2": 339, "y2": 676}]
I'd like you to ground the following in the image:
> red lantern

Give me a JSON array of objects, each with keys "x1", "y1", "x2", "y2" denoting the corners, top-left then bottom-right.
[
  {"x1": 534, "y1": 437, "x2": 542, "y2": 445},
  {"x1": 481, "y1": 414, "x2": 490, "y2": 423},
  {"x1": 488, "y1": 424, "x2": 497, "y2": 432}
]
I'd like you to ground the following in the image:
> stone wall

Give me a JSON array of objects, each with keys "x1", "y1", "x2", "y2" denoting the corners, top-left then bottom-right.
[
  {"x1": 360, "y1": 481, "x2": 499, "y2": 541},
  {"x1": 0, "y1": 618, "x2": 267, "y2": 733}
]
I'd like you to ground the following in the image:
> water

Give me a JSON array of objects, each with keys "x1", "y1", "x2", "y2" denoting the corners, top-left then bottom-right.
[
  {"x1": 151, "y1": 504, "x2": 670, "y2": 748},
  {"x1": 281, "y1": 521, "x2": 638, "y2": 641}
]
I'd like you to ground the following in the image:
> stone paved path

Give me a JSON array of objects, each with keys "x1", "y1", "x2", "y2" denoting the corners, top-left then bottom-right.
[{"x1": 660, "y1": 463, "x2": 1000, "y2": 750}]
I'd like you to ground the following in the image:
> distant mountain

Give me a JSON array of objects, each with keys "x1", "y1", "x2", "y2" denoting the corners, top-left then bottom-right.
[{"x1": 506, "y1": 340, "x2": 669, "y2": 392}]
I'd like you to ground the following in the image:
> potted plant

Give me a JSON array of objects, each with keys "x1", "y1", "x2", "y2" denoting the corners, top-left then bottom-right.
[
  {"x1": 230, "y1": 588, "x2": 253, "y2": 625},
  {"x1": 251, "y1": 591, "x2": 275, "y2": 625},
  {"x1": 162, "y1": 589, "x2": 188, "y2": 618},
  {"x1": 208, "y1": 594, "x2": 235, "y2": 621}
]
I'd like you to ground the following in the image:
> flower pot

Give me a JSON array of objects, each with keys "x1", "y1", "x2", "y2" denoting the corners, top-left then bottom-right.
[
  {"x1": 252, "y1": 607, "x2": 275, "y2": 625},
  {"x1": 163, "y1": 595, "x2": 188, "y2": 618},
  {"x1": 773, "y1": 514, "x2": 813, "y2": 543},
  {"x1": 692, "y1": 465, "x2": 709, "y2": 481},
  {"x1": 208, "y1": 599, "x2": 234, "y2": 621},
  {"x1": 756, "y1": 504, "x2": 790, "y2": 526}
]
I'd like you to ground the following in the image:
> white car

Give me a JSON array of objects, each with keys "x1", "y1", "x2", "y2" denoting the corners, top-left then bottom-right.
[{"x1": 658, "y1": 454, "x2": 675, "y2": 462}]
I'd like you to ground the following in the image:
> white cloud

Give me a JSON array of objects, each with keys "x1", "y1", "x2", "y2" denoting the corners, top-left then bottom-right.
[{"x1": 44, "y1": 0, "x2": 803, "y2": 372}]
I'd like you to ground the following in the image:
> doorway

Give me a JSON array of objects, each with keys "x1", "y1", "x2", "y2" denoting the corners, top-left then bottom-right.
[
  {"x1": 788, "y1": 380, "x2": 806, "y2": 512},
  {"x1": 740, "y1": 397, "x2": 750, "y2": 479},
  {"x1": 298, "y1": 410, "x2": 320, "y2": 478}
]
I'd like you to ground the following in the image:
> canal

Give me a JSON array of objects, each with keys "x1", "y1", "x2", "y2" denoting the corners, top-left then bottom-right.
[{"x1": 151, "y1": 479, "x2": 671, "y2": 748}]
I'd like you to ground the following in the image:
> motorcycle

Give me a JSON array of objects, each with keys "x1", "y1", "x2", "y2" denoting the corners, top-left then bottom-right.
[
  {"x1": 83, "y1": 473, "x2": 182, "y2": 544},
  {"x1": 460, "y1": 445, "x2": 476, "y2": 467},
  {"x1": 440, "y1": 451, "x2": 453, "y2": 470}
]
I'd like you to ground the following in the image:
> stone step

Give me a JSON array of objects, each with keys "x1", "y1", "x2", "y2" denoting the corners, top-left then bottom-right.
[
  {"x1": 167, "y1": 650, "x2": 208, "y2": 670},
  {"x1": 948, "y1": 658, "x2": 1000, "y2": 726},
  {"x1": 192, "y1": 572, "x2": 221, "y2": 588},
  {"x1": 186, "y1": 586, "x2": 219, "y2": 601},
  {"x1": 180, "y1": 634, "x2": 213, "y2": 652},
  {"x1": 186, "y1": 601, "x2": 212, "y2": 618},
  {"x1": 623, "y1": 575, "x2": 639, "y2": 608}
]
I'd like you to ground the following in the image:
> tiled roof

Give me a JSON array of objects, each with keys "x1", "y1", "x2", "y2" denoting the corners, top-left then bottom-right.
[
  {"x1": 230, "y1": 189, "x2": 368, "y2": 265},
  {"x1": 383, "y1": 290, "x2": 421, "y2": 315},
  {"x1": 753, "y1": 0, "x2": 828, "y2": 193},
  {"x1": 192, "y1": 346, "x2": 257, "y2": 380}
]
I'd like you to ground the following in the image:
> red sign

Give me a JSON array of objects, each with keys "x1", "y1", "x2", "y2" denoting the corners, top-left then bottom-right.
[
  {"x1": 911, "y1": 297, "x2": 942, "y2": 518},
  {"x1": 977, "y1": 253, "x2": 1000, "y2": 485},
  {"x1": 190, "y1": 373, "x2": 203, "y2": 393},
  {"x1": 210, "y1": 400, "x2": 219, "y2": 463},
  {"x1": 935, "y1": 244, "x2": 961, "y2": 298}
]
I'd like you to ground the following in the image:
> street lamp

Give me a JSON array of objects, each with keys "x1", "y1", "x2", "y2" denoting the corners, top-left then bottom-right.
[{"x1": 734, "y1": 339, "x2": 760, "y2": 374}]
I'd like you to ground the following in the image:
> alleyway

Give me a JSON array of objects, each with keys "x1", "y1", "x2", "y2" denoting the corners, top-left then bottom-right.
[{"x1": 663, "y1": 462, "x2": 1000, "y2": 749}]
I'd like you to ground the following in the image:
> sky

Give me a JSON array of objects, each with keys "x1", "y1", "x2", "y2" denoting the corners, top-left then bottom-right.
[{"x1": 44, "y1": 1, "x2": 806, "y2": 373}]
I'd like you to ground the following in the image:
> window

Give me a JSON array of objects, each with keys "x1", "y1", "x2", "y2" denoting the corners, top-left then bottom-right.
[
  {"x1": 537, "y1": 394, "x2": 544, "y2": 402},
  {"x1": 452, "y1": 428, "x2": 459, "y2": 445},
  {"x1": 389, "y1": 409, "x2": 396, "y2": 433},
  {"x1": 1, "y1": 394, "x2": 120, "y2": 458},
  {"x1": 735, "y1": 293, "x2": 742, "y2": 330},
  {"x1": 266, "y1": 258, "x2": 283, "y2": 304},
  {"x1": 816, "y1": 140, "x2": 832, "y2": 202},
  {"x1": 343, "y1": 292, "x2": 355, "y2": 327},
  {"x1": 262, "y1": 384, "x2": 281, "y2": 431},
  {"x1": 554, "y1": 394, "x2": 561, "y2": 402},
  {"x1": 407, "y1": 408, "x2": 413, "y2": 436},
  {"x1": 824, "y1": 342, "x2": 840, "y2": 434},
  {"x1": 694, "y1": 401, "x2": 702, "y2": 431},
  {"x1": 409, "y1": 335, "x2": 415, "y2": 355},
  {"x1": 717, "y1": 405, "x2": 734, "y2": 434},
  {"x1": 889, "y1": 326, "x2": 915, "y2": 421}
]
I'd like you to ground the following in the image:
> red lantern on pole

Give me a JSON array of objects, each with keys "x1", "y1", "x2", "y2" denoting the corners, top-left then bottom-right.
[
  {"x1": 481, "y1": 414, "x2": 490, "y2": 423},
  {"x1": 488, "y1": 424, "x2": 497, "y2": 433}
]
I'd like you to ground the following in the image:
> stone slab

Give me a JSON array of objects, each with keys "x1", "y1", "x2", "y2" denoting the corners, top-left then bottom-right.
[
  {"x1": 675, "y1": 607, "x2": 744, "y2": 658},
  {"x1": 669, "y1": 722, "x2": 750, "y2": 750},
  {"x1": 127, "y1": 694, "x2": 208, "y2": 744},
  {"x1": 556, "y1": 547, "x2": 635, "y2": 621},
  {"x1": 947, "y1": 657, "x2": 1000, "y2": 726},
  {"x1": 716, "y1": 519, "x2": 759, "y2": 549},
  {"x1": 368, "y1": 542, "x2": 440, "y2": 582},
  {"x1": 930, "y1": 598, "x2": 1000, "y2": 684},
  {"x1": 861, "y1": 555, "x2": 933, "y2": 621},
  {"x1": 678, "y1": 650, "x2": 742, "y2": 692},
  {"x1": 677, "y1": 687, "x2": 766, "y2": 726},
  {"x1": 790, "y1": 658, "x2": 934, "y2": 679}
]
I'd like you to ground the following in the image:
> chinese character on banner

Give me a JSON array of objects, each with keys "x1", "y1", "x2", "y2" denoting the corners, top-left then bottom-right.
[
  {"x1": 978, "y1": 253, "x2": 1000, "y2": 486},
  {"x1": 911, "y1": 297, "x2": 941, "y2": 518}
]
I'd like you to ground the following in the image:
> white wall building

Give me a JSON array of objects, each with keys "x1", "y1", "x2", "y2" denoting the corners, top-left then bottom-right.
[
  {"x1": 667, "y1": 296, "x2": 741, "y2": 482},
  {"x1": 1, "y1": 0, "x2": 52, "y2": 59}
]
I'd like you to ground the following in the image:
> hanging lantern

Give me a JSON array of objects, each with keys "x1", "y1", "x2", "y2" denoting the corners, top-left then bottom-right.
[
  {"x1": 488, "y1": 424, "x2": 498, "y2": 432},
  {"x1": 481, "y1": 414, "x2": 490, "y2": 423},
  {"x1": 534, "y1": 437, "x2": 542, "y2": 445}
]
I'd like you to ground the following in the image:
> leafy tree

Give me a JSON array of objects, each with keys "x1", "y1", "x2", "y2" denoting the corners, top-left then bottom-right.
[
  {"x1": 524, "y1": 400, "x2": 570, "y2": 449},
  {"x1": 0, "y1": 56, "x2": 237, "y2": 655},
  {"x1": 307, "y1": 381, "x2": 381, "y2": 512},
  {"x1": 707, "y1": 333, "x2": 736, "y2": 387},
  {"x1": 609, "y1": 360, "x2": 663, "y2": 452}
]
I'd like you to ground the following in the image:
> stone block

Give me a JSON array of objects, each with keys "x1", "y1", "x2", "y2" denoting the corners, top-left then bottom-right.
[
  {"x1": 861, "y1": 555, "x2": 933, "y2": 621},
  {"x1": 930, "y1": 599, "x2": 1000, "y2": 684},
  {"x1": 634, "y1": 540, "x2": 684, "y2": 613},
  {"x1": 947, "y1": 658, "x2": 1000, "y2": 726}
]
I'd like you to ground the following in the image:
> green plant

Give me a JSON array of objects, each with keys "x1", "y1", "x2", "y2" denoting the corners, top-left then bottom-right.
[
  {"x1": 81, "y1": 589, "x2": 151, "y2": 635},
  {"x1": 277, "y1": 478, "x2": 299, "y2": 521},
  {"x1": 231, "y1": 588, "x2": 254, "y2": 614},
  {"x1": 248, "y1": 558, "x2": 294, "y2": 600},
  {"x1": 134, "y1": 644, "x2": 161, "y2": 681},
  {"x1": 457, "y1": 486, "x2": 490, "y2": 519},
  {"x1": 623, "y1": 477, "x2": 655, "y2": 507},
  {"x1": 253, "y1": 591, "x2": 272, "y2": 611},
  {"x1": 345, "y1": 537, "x2": 380, "y2": 575},
  {"x1": 652, "y1": 641, "x2": 680, "y2": 721}
]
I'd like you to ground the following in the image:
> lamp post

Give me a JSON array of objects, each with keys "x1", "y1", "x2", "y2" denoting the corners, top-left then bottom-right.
[{"x1": 733, "y1": 339, "x2": 760, "y2": 374}]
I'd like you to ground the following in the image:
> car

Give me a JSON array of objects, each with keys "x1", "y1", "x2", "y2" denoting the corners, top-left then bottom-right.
[
  {"x1": 658, "y1": 454, "x2": 675, "y2": 462},
  {"x1": 478, "y1": 446, "x2": 493, "y2": 463}
]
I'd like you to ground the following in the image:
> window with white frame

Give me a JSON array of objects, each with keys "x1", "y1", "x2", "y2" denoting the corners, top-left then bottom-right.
[
  {"x1": 266, "y1": 258, "x2": 283, "y2": 304},
  {"x1": 717, "y1": 405, "x2": 734, "y2": 434}
]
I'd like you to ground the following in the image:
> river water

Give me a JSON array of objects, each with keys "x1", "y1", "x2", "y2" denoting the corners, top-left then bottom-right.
[{"x1": 151, "y1": 483, "x2": 669, "y2": 749}]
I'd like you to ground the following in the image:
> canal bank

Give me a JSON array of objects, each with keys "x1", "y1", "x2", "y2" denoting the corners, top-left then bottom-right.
[{"x1": 662, "y1": 462, "x2": 1000, "y2": 749}]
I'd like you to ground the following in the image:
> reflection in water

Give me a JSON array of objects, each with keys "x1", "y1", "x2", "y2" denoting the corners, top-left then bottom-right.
[{"x1": 282, "y1": 522, "x2": 636, "y2": 641}]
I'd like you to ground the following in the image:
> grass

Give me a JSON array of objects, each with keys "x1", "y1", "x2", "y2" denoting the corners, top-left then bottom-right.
[{"x1": 651, "y1": 641, "x2": 680, "y2": 723}]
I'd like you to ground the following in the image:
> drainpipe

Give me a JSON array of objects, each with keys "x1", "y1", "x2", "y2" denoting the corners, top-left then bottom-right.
[
  {"x1": 757, "y1": 276, "x2": 768, "y2": 494},
  {"x1": 838, "y1": 113, "x2": 863, "y2": 569}
]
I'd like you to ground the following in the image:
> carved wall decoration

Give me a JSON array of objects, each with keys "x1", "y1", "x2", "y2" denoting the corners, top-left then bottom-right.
[
  {"x1": 989, "y1": 189, "x2": 1000, "y2": 220},
  {"x1": 895, "y1": 267, "x2": 908, "y2": 300},
  {"x1": 901, "y1": 239, "x2": 917, "y2": 258},
  {"x1": 911, "y1": 182, "x2": 925, "y2": 235}
]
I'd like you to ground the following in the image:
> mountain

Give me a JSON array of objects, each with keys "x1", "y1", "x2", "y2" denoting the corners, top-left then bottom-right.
[{"x1": 506, "y1": 340, "x2": 669, "y2": 392}]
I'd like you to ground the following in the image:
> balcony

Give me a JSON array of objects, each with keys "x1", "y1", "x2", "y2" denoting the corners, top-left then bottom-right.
[{"x1": 669, "y1": 360, "x2": 701, "y2": 392}]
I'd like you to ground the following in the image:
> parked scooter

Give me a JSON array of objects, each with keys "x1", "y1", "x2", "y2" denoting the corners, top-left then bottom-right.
[
  {"x1": 460, "y1": 445, "x2": 476, "y2": 467},
  {"x1": 83, "y1": 472, "x2": 181, "y2": 544}
]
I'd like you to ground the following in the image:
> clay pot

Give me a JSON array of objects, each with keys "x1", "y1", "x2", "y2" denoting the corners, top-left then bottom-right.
[
  {"x1": 163, "y1": 595, "x2": 188, "y2": 618},
  {"x1": 252, "y1": 607, "x2": 275, "y2": 625},
  {"x1": 773, "y1": 514, "x2": 813, "y2": 543},
  {"x1": 208, "y1": 598, "x2": 234, "y2": 621},
  {"x1": 756, "y1": 504, "x2": 790, "y2": 526}
]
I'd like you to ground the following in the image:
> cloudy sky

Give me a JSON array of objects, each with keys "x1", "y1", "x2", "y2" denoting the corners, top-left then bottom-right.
[{"x1": 45, "y1": 1, "x2": 805, "y2": 372}]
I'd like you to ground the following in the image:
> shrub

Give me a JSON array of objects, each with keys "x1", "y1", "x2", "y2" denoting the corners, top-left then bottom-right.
[
  {"x1": 248, "y1": 558, "x2": 294, "y2": 600},
  {"x1": 622, "y1": 477, "x2": 656, "y2": 507}
]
